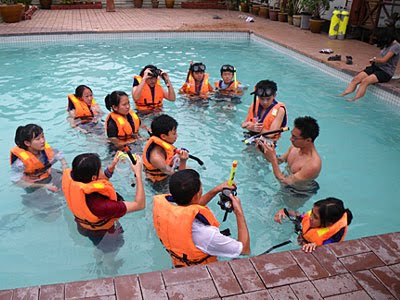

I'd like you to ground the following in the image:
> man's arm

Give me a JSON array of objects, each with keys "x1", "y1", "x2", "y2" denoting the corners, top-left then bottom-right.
[
  {"x1": 123, "y1": 156, "x2": 146, "y2": 213},
  {"x1": 161, "y1": 72, "x2": 176, "y2": 101},
  {"x1": 230, "y1": 194, "x2": 250, "y2": 255},
  {"x1": 198, "y1": 181, "x2": 234, "y2": 206}
]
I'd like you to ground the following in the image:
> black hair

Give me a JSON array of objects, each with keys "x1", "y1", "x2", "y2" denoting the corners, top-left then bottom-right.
[
  {"x1": 140, "y1": 64, "x2": 157, "y2": 77},
  {"x1": 151, "y1": 114, "x2": 178, "y2": 137},
  {"x1": 71, "y1": 153, "x2": 102, "y2": 183},
  {"x1": 220, "y1": 64, "x2": 235, "y2": 75},
  {"x1": 294, "y1": 116, "x2": 319, "y2": 142},
  {"x1": 14, "y1": 124, "x2": 44, "y2": 150},
  {"x1": 255, "y1": 80, "x2": 278, "y2": 94},
  {"x1": 169, "y1": 169, "x2": 201, "y2": 205},
  {"x1": 376, "y1": 27, "x2": 398, "y2": 49},
  {"x1": 74, "y1": 85, "x2": 92, "y2": 98},
  {"x1": 314, "y1": 197, "x2": 353, "y2": 227},
  {"x1": 104, "y1": 91, "x2": 128, "y2": 111}
]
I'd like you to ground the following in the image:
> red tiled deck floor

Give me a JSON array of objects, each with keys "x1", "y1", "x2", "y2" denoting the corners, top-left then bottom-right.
[
  {"x1": 0, "y1": 8, "x2": 400, "y2": 96},
  {"x1": 1, "y1": 232, "x2": 399, "y2": 299}
]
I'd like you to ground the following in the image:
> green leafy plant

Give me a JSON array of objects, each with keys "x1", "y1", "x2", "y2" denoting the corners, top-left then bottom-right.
[
  {"x1": 0, "y1": 0, "x2": 19, "y2": 5},
  {"x1": 299, "y1": 0, "x2": 331, "y2": 19},
  {"x1": 287, "y1": 0, "x2": 300, "y2": 15}
]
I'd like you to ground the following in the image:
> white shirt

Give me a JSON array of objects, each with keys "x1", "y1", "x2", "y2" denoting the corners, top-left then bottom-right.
[{"x1": 192, "y1": 219, "x2": 243, "y2": 258}]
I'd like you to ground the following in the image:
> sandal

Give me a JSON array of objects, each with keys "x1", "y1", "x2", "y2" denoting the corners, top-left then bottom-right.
[
  {"x1": 328, "y1": 54, "x2": 341, "y2": 61},
  {"x1": 319, "y1": 48, "x2": 333, "y2": 54},
  {"x1": 346, "y1": 56, "x2": 353, "y2": 65}
]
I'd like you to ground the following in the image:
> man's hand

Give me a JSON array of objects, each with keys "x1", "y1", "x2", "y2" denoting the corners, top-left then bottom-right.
[
  {"x1": 45, "y1": 183, "x2": 58, "y2": 193},
  {"x1": 177, "y1": 149, "x2": 189, "y2": 161},
  {"x1": 130, "y1": 155, "x2": 143, "y2": 177},
  {"x1": 230, "y1": 193, "x2": 243, "y2": 216},
  {"x1": 302, "y1": 242, "x2": 317, "y2": 253},
  {"x1": 215, "y1": 180, "x2": 236, "y2": 193},
  {"x1": 257, "y1": 140, "x2": 276, "y2": 162},
  {"x1": 274, "y1": 208, "x2": 287, "y2": 224}
]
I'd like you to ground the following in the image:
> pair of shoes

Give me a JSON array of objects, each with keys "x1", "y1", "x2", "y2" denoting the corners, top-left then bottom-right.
[
  {"x1": 346, "y1": 56, "x2": 353, "y2": 65},
  {"x1": 245, "y1": 16, "x2": 254, "y2": 22},
  {"x1": 319, "y1": 48, "x2": 333, "y2": 54},
  {"x1": 328, "y1": 54, "x2": 341, "y2": 61}
]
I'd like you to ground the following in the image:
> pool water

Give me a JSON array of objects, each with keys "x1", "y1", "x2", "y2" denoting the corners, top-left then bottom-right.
[{"x1": 1, "y1": 35, "x2": 400, "y2": 290}]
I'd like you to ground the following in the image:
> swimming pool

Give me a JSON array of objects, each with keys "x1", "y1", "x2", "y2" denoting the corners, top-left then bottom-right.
[{"x1": 1, "y1": 32, "x2": 399, "y2": 290}]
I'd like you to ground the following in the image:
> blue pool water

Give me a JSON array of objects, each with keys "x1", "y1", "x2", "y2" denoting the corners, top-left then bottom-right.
[{"x1": 1, "y1": 34, "x2": 400, "y2": 290}]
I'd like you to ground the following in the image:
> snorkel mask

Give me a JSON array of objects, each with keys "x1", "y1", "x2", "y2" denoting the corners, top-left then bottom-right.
[
  {"x1": 220, "y1": 64, "x2": 235, "y2": 75},
  {"x1": 190, "y1": 63, "x2": 206, "y2": 73}
]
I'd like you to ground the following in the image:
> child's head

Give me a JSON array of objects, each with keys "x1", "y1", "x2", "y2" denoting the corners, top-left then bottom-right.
[
  {"x1": 140, "y1": 64, "x2": 159, "y2": 87},
  {"x1": 75, "y1": 85, "x2": 93, "y2": 105},
  {"x1": 71, "y1": 153, "x2": 102, "y2": 183},
  {"x1": 311, "y1": 197, "x2": 353, "y2": 228},
  {"x1": 220, "y1": 64, "x2": 235, "y2": 84},
  {"x1": 252, "y1": 80, "x2": 277, "y2": 108},
  {"x1": 151, "y1": 114, "x2": 178, "y2": 144},
  {"x1": 14, "y1": 124, "x2": 45, "y2": 151},
  {"x1": 169, "y1": 169, "x2": 202, "y2": 205},
  {"x1": 190, "y1": 62, "x2": 206, "y2": 82},
  {"x1": 105, "y1": 91, "x2": 130, "y2": 115}
]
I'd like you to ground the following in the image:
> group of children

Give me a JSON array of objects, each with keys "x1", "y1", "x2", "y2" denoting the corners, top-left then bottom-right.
[{"x1": 9, "y1": 61, "x2": 353, "y2": 265}]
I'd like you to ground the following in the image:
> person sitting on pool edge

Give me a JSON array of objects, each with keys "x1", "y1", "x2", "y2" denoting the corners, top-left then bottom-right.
[
  {"x1": 105, "y1": 91, "x2": 141, "y2": 150},
  {"x1": 179, "y1": 62, "x2": 214, "y2": 99},
  {"x1": 153, "y1": 169, "x2": 250, "y2": 267},
  {"x1": 142, "y1": 114, "x2": 188, "y2": 183},
  {"x1": 132, "y1": 65, "x2": 176, "y2": 112},
  {"x1": 274, "y1": 197, "x2": 353, "y2": 253},
  {"x1": 62, "y1": 152, "x2": 145, "y2": 243},
  {"x1": 214, "y1": 64, "x2": 243, "y2": 97},
  {"x1": 241, "y1": 80, "x2": 287, "y2": 144},
  {"x1": 10, "y1": 124, "x2": 67, "y2": 193},
  {"x1": 67, "y1": 85, "x2": 103, "y2": 132}
]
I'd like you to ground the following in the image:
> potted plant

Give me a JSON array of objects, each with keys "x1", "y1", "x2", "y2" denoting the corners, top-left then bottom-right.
[
  {"x1": 165, "y1": 0, "x2": 174, "y2": 8},
  {"x1": 133, "y1": 0, "x2": 143, "y2": 7},
  {"x1": 240, "y1": 0, "x2": 249, "y2": 12},
  {"x1": 227, "y1": 0, "x2": 238, "y2": 10},
  {"x1": 287, "y1": 0, "x2": 299, "y2": 24},
  {"x1": 309, "y1": 0, "x2": 330, "y2": 33},
  {"x1": 278, "y1": 0, "x2": 287, "y2": 22},
  {"x1": 151, "y1": 0, "x2": 159, "y2": 7},
  {"x1": 252, "y1": 2, "x2": 261, "y2": 15},
  {"x1": 0, "y1": 0, "x2": 25, "y2": 22},
  {"x1": 259, "y1": 0, "x2": 269, "y2": 18},
  {"x1": 39, "y1": 0, "x2": 52, "y2": 9},
  {"x1": 291, "y1": 0, "x2": 301, "y2": 26},
  {"x1": 269, "y1": 0, "x2": 279, "y2": 21}
]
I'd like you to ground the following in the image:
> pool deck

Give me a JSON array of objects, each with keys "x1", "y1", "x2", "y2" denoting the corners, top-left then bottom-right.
[
  {"x1": 1, "y1": 232, "x2": 399, "y2": 299},
  {"x1": 0, "y1": 8, "x2": 400, "y2": 97}
]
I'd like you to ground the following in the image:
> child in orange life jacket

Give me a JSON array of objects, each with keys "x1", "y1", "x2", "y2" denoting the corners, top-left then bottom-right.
[
  {"x1": 241, "y1": 80, "x2": 287, "y2": 143},
  {"x1": 214, "y1": 64, "x2": 243, "y2": 97},
  {"x1": 142, "y1": 114, "x2": 189, "y2": 183},
  {"x1": 105, "y1": 91, "x2": 142, "y2": 150},
  {"x1": 62, "y1": 152, "x2": 145, "y2": 241},
  {"x1": 274, "y1": 198, "x2": 353, "y2": 253},
  {"x1": 179, "y1": 62, "x2": 214, "y2": 99},
  {"x1": 10, "y1": 124, "x2": 68, "y2": 193},
  {"x1": 67, "y1": 85, "x2": 103, "y2": 132},
  {"x1": 132, "y1": 65, "x2": 176, "y2": 112}
]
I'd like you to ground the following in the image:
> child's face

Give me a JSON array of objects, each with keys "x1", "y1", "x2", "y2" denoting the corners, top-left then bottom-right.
[
  {"x1": 309, "y1": 206, "x2": 321, "y2": 228},
  {"x1": 113, "y1": 96, "x2": 130, "y2": 116},
  {"x1": 81, "y1": 88, "x2": 93, "y2": 105},
  {"x1": 193, "y1": 71, "x2": 204, "y2": 82},
  {"x1": 146, "y1": 76, "x2": 158, "y2": 87},
  {"x1": 25, "y1": 132, "x2": 46, "y2": 152},
  {"x1": 162, "y1": 128, "x2": 178, "y2": 144},
  {"x1": 259, "y1": 94, "x2": 275, "y2": 109},
  {"x1": 221, "y1": 71, "x2": 233, "y2": 84}
]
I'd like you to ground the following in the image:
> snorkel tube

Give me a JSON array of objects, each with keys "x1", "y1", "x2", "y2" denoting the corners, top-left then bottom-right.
[
  {"x1": 175, "y1": 149, "x2": 205, "y2": 168},
  {"x1": 243, "y1": 127, "x2": 290, "y2": 145},
  {"x1": 217, "y1": 160, "x2": 238, "y2": 222},
  {"x1": 123, "y1": 146, "x2": 137, "y2": 187},
  {"x1": 233, "y1": 68, "x2": 238, "y2": 90}
]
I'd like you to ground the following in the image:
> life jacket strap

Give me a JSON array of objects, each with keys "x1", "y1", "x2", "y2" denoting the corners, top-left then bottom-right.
[
  {"x1": 74, "y1": 216, "x2": 112, "y2": 229},
  {"x1": 165, "y1": 248, "x2": 212, "y2": 267}
]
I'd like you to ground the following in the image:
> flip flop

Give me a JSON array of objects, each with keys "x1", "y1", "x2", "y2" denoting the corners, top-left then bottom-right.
[
  {"x1": 319, "y1": 49, "x2": 333, "y2": 54},
  {"x1": 328, "y1": 54, "x2": 341, "y2": 61},
  {"x1": 346, "y1": 56, "x2": 353, "y2": 65}
]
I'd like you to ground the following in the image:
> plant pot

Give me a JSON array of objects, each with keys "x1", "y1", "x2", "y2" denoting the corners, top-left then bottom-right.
[
  {"x1": 39, "y1": 0, "x2": 52, "y2": 9},
  {"x1": 165, "y1": 0, "x2": 174, "y2": 8},
  {"x1": 259, "y1": 6, "x2": 268, "y2": 18},
  {"x1": 300, "y1": 13, "x2": 311, "y2": 29},
  {"x1": 252, "y1": 4, "x2": 260, "y2": 15},
  {"x1": 151, "y1": 0, "x2": 159, "y2": 7},
  {"x1": 309, "y1": 18, "x2": 324, "y2": 33},
  {"x1": 292, "y1": 14, "x2": 301, "y2": 26},
  {"x1": 269, "y1": 8, "x2": 279, "y2": 21},
  {"x1": 240, "y1": 2, "x2": 249, "y2": 12},
  {"x1": 133, "y1": 0, "x2": 142, "y2": 7},
  {"x1": 287, "y1": 15, "x2": 293, "y2": 25},
  {"x1": 278, "y1": 12, "x2": 287, "y2": 22},
  {"x1": 0, "y1": 4, "x2": 24, "y2": 23}
]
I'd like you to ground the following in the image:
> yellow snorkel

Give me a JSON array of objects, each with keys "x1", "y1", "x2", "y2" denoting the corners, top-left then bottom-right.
[
  {"x1": 228, "y1": 160, "x2": 238, "y2": 186},
  {"x1": 233, "y1": 68, "x2": 238, "y2": 90},
  {"x1": 218, "y1": 160, "x2": 238, "y2": 222}
]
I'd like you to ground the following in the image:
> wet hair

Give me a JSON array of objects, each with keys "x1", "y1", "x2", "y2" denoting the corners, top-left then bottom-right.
[
  {"x1": 376, "y1": 27, "x2": 398, "y2": 49},
  {"x1": 14, "y1": 124, "x2": 44, "y2": 150},
  {"x1": 151, "y1": 114, "x2": 178, "y2": 137},
  {"x1": 314, "y1": 197, "x2": 353, "y2": 227},
  {"x1": 169, "y1": 169, "x2": 201, "y2": 205},
  {"x1": 140, "y1": 64, "x2": 157, "y2": 77},
  {"x1": 255, "y1": 80, "x2": 277, "y2": 94},
  {"x1": 74, "y1": 85, "x2": 92, "y2": 98},
  {"x1": 71, "y1": 153, "x2": 101, "y2": 183},
  {"x1": 104, "y1": 91, "x2": 128, "y2": 111},
  {"x1": 294, "y1": 116, "x2": 319, "y2": 142}
]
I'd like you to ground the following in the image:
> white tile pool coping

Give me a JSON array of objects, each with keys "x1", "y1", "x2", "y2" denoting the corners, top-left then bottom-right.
[{"x1": 1, "y1": 31, "x2": 399, "y2": 106}]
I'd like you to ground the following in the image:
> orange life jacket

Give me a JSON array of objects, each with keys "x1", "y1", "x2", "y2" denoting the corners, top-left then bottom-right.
[
  {"x1": 153, "y1": 194, "x2": 220, "y2": 267},
  {"x1": 67, "y1": 94, "x2": 98, "y2": 120},
  {"x1": 62, "y1": 169, "x2": 119, "y2": 231},
  {"x1": 105, "y1": 110, "x2": 140, "y2": 140},
  {"x1": 133, "y1": 75, "x2": 165, "y2": 111},
  {"x1": 301, "y1": 210, "x2": 348, "y2": 246},
  {"x1": 182, "y1": 73, "x2": 211, "y2": 95},
  {"x1": 142, "y1": 136, "x2": 177, "y2": 182},
  {"x1": 214, "y1": 80, "x2": 241, "y2": 91},
  {"x1": 245, "y1": 99, "x2": 287, "y2": 141},
  {"x1": 10, "y1": 143, "x2": 55, "y2": 182}
]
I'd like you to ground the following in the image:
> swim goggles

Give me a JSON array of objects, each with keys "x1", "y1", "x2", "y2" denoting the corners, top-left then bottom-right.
[
  {"x1": 191, "y1": 63, "x2": 206, "y2": 72},
  {"x1": 221, "y1": 64, "x2": 235, "y2": 73},
  {"x1": 250, "y1": 87, "x2": 274, "y2": 97}
]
